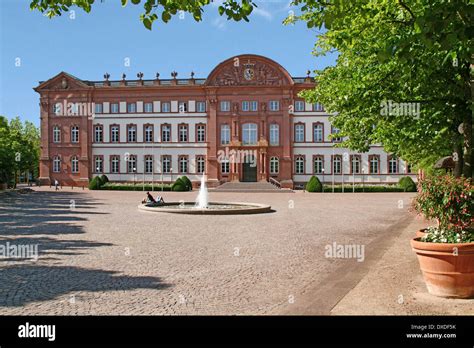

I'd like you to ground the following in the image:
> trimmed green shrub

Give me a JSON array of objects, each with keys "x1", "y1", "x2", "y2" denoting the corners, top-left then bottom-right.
[
  {"x1": 180, "y1": 176, "x2": 193, "y2": 191},
  {"x1": 306, "y1": 176, "x2": 323, "y2": 192},
  {"x1": 88, "y1": 176, "x2": 101, "y2": 190},
  {"x1": 171, "y1": 177, "x2": 187, "y2": 191},
  {"x1": 399, "y1": 176, "x2": 417, "y2": 192},
  {"x1": 100, "y1": 174, "x2": 109, "y2": 184}
]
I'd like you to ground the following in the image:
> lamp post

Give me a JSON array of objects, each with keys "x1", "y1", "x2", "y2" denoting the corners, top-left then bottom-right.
[
  {"x1": 322, "y1": 168, "x2": 325, "y2": 192},
  {"x1": 362, "y1": 168, "x2": 365, "y2": 192},
  {"x1": 133, "y1": 167, "x2": 136, "y2": 185},
  {"x1": 170, "y1": 168, "x2": 173, "y2": 188},
  {"x1": 96, "y1": 167, "x2": 100, "y2": 190}
]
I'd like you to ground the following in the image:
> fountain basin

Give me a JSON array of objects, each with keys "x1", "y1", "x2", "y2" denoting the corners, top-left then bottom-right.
[{"x1": 138, "y1": 202, "x2": 271, "y2": 215}]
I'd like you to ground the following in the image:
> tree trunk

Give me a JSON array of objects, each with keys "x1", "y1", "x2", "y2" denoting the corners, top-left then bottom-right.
[
  {"x1": 453, "y1": 139, "x2": 463, "y2": 178},
  {"x1": 461, "y1": 61, "x2": 473, "y2": 178}
]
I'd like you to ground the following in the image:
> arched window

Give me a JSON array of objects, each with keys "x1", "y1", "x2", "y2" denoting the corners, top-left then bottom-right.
[
  {"x1": 313, "y1": 123, "x2": 323, "y2": 142},
  {"x1": 313, "y1": 156, "x2": 324, "y2": 174},
  {"x1": 388, "y1": 156, "x2": 398, "y2": 174},
  {"x1": 94, "y1": 125, "x2": 103, "y2": 143},
  {"x1": 71, "y1": 156, "x2": 79, "y2": 173},
  {"x1": 351, "y1": 156, "x2": 361, "y2": 174},
  {"x1": 53, "y1": 126, "x2": 61, "y2": 143},
  {"x1": 242, "y1": 123, "x2": 258, "y2": 145},
  {"x1": 333, "y1": 155, "x2": 342, "y2": 174},
  {"x1": 295, "y1": 156, "x2": 305, "y2": 174},
  {"x1": 270, "y1": 157, "x2": 279, "y2": 174},
  {"x1": 53, "y1": 156, "x2": 61, "y2": 173},
  {"x1": 269, "y1": 124, "x2": 279, "y2": 146},
  {"x1": 369, "y1": 155, "x2": 379, "y2": 174}
]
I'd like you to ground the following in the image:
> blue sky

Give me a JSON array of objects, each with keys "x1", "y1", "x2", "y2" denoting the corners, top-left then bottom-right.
[{"x1": 0, "y1": 0, "x2": 337, "y2": 127}]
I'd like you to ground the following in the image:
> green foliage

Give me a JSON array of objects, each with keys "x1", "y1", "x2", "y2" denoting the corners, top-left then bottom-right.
[
  {"x1": 288, "y1": 0, "x2": 473, "y2": 177},
  {"x1": 398, "y1": 176, "x2": 417, "y2": 192},
  {"x1": 29, "y1": 0, "x2": 256, "y2": 30},
  {"x1": 100, "y1": 183, "x2": 172, "y2": 191},
  {"x1": 413, "y1": 175, "x2": 474, "y2": 233},
  {"x1": 88, "y1": 176, "x2": 101, "y2": 190},
  {"x1": 306, "y1": 175, "x2": 322, "y2": 192},
  {"x1": 171, "y1": 177, "x2": 186, "y2": 191},
  {"x1": 180, "y1": 176, "x2": 193, "y2": 191},
  {"x1": 100, "y1": 174, "x2": 109, "y2": 184},
  {"x1": 321, "y1": 185, "x2": 405, "y2": 193},
  {"x1": 0, "y1": 116, "x2": 40, "y2": 186}
]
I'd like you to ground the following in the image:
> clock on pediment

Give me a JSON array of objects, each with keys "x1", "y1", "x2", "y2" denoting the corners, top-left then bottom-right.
[{"x1": 243, "y1": 61, "x2": 255, "y2": 81}]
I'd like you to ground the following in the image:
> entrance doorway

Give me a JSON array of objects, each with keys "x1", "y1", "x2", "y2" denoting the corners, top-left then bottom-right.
[{"x1": 242, "y1": 155, "x2": 257, "y2": 182}]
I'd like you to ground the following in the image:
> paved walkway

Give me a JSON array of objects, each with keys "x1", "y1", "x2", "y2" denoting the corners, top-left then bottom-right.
[{"x1": 0, "y1": 187, "x2": 424, "y2": 314}]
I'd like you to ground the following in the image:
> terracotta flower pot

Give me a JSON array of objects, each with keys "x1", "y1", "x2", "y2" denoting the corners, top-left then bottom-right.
[
  {"x1": 411, "y1": 238, "x2": 474, "y2": 298},
  {"x1": 416, "y1": 228, "x2": 428, "y2": 238}
]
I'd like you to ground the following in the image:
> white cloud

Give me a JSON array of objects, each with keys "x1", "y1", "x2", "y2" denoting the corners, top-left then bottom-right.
[
  {"x1": 253, "y1": 7, "x2": 273, "y2": 21},
  {"x1": 212, "y1": 16, "x2": 227, "y2": 30}
]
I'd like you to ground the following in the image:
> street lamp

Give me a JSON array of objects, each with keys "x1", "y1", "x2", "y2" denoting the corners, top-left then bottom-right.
[
  {"x1": 362, "y1": 168, "x2": 365, "y2": 192},
  {"x1": 322, "y1": 168, "x2": 325, "y2": 192},
  {"x1": 133, "y1": 167, "x2": 136, "y2": 185},
  {"x1": 96, "y1": 167, "x2": 100, "y2": 190}
]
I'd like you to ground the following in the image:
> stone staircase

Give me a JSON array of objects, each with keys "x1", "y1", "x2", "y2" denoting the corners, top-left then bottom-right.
[{"x1": 212, "y1": 181, "x2": 293, "y2": 193}]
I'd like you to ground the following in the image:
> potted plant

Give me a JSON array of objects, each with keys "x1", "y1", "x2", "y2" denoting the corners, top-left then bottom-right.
[{"x1": 411, "y1": 174, "x2": 474, "y2": 298}]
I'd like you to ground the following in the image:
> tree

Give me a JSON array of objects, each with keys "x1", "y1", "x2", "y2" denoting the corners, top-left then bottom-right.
[
  {"x1": 0, "y1": 116, "x2": 40, "y2": 187},
  {"x1": 29, "y1": 0, "x2": 256, "y2": 30},
  {"x1": 287, "y1": 0, "x2": 473, "y2": 177}
]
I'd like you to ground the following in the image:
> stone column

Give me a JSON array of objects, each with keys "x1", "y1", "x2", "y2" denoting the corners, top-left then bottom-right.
[
  {"x1": 39, "y1": 97, "x2": 51, "y2": 185},
  {"x1": 280, "y1": 96, "x2": 294, "y2": 188},
  {"x1": 205, "y1": 97, "x2": 220, "y2": 187}
]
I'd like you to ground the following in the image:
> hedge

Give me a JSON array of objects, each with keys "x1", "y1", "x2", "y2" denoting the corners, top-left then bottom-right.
[
  {"x1": 100, "y1": 183, "x2": 172, "y2": 191},
  {"x1": 321, "y1": 185, "x2": 406, "y2": 193}
]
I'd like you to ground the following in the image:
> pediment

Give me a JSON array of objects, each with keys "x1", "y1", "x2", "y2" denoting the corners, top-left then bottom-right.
[
  {"x1": 34, "y1": 72, "x2": 91, "y2": 92},
  {"x1": 206, "y1": 55, "x2": 293, "y2": 87}
]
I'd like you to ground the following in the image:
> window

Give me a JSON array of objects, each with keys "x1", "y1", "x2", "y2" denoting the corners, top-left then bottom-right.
[
  {"x1": 178, "y1": 102, "x2": 187, "y2": 113},
  {"x1": 270, "y1": 157, "x2": 279, "y2": 174},
  {"x1": 369, "y1": 155, "x2": 379, "y2": 174},
  {"x1": 94, "y1": 125, "x2": 103, "y2": 143},
  {"x1": 144, "y1": 125, "x2": 153, "y2": 143},
  {"x1": 196, "y1": 101, "x2": 206, "y2": 112},
  {"x1": 313, "y1": 102, "x2": 324, "y2": 111},
  {"x1": 388, "y1": 156, "x2": 398, "y2": 174},
  {"x1": 162, "y1": 102, "x2": 171, "y2": 113},
  {"x1": 242, "y1": 101, "x2": 250, "y2": 112},
  {"x1": 269, "y1": 124, "x2": 279, "y2": 146},
  {"x1": 250, "y1": 101, "x2": 258, "y2": 111},
  {"x1": 196, "y1": 156, "x2": 205, "y2": 174},
  {"x1": 94, "y1": 103, "x2": 103, "y2": 114},
  {"x1": 196, "y1": 124, "x2": 206, "y2": 143},
  {"x1": 178, "y1": 124, "x2": 188, "y2": 142},
  {"x1": 127, "y1": 155, "x2": 137, "y2": 173},
  {"x1": 295, "y1": 101, "x2": 305, "y2": 112},
  {"x1": 351, "y1": 156, "x2": 361, "y2": 174},
  {"x1": 94, "y1": 156, "x2": 103, "y2": 173},
  {"x1": 333, "y1": 155, "x2": 342, "y2": 174},
  {"x1": 406, "y1": 163, "x2": 412, "y2": 174},
  {"x1": 269, "y1": 100, "x2": 279, "y2": 111},
  {"x1": 221, "y1": 124, "x2": 230, "y2": 145},
  {"x1": 145, "y1": 155, "x2": 153, "y2": 174},
  {"x1": 71, "y1": 156, "x2": 79, "y2": 174},
  {"x1": 179, "y1": 156, "x2": 188, "y2": 173},
  {"x1": 314, "y1": 156, "x2": 324, "y2": 174},
  {"x1": 53, "y1": 126, "x2": 61, "y2": 143},
  {"x1": 111, "y1": 156, "x2": 120, "y2": 174},
  {"x1": 220, "y1": 101, "x2": 230, "y2": 112},
  {"x1": 161, "y1": 124, "x2": 171, "y2": 142},
  {"x1": 294, "y1": 124, "x2": 305, "y2": 142},
  {"x1": 242, "y1": 123, "x2": 258, "y2": 145},
  {"x1": 53, "y1": 156, "x2": 61, "y2": 173},
  {"x1": 127, "y1": 103, "x2": 136, "y2": 113},
  {"x1": 221, "y1": 158, "x2": 230, "y2": 174},
  {"x1": 161, "y1": 156, "x2": 171, "y2": 173},
  {"x1": 111, "y1": 125, "x2": 119, "y2": 143},
  {"x1": 111, "y1": 103, "x2": 119, "y2": 113},
  {"x1": 127, "y1": 125, "x2": 137, "y2": 142},
  {"x1": 144, "y1": 103, "x2": 153, "y2": 113},
  {"x1": 295, "y1": 156, "x2": 305, "y2": 174},
  {"x1": 71, "y1": 126, "x2": 79, "y2": 143},
  {"x1": 313, "y1": 123, "x2": 324, "y2": 142},
  {"x1": 332, "y1": 127, "x2": 342, "y2": 142}
]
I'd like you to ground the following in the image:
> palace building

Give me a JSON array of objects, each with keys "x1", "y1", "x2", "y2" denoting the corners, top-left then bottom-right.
[{"x1": 35, "y1": 54, "x2": 415, "y2": 189}]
